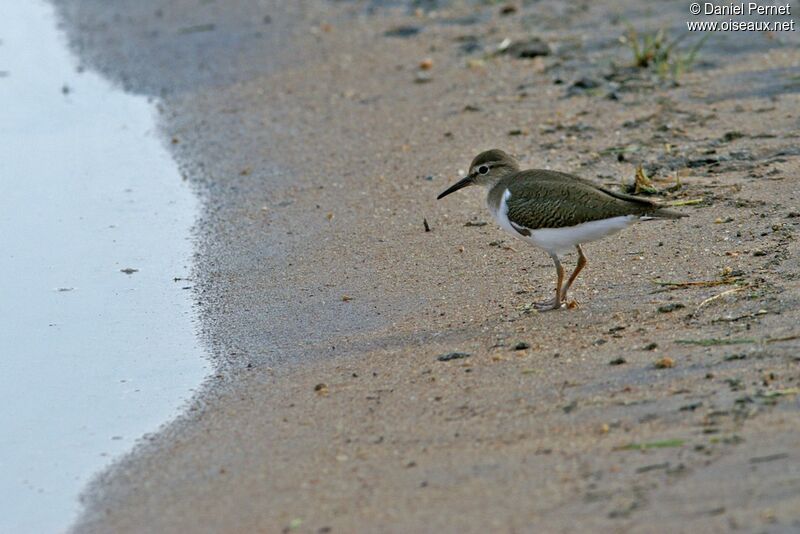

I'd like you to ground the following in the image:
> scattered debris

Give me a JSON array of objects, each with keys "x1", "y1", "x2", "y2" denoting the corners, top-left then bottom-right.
[
  {"x1": 437, "y1": 352, "x2": 470, "y2": 362},
  {"x1": 463, "y1": 220, "x2": 487, "y2": 227},
  {"x1": 635, "y1": 462, "x2": 670, "y2": 473},
  {"x1": 693, "y1": 286, "x2": 748, "y2": 316},
  {"x1": 571, "y1": 77, "x2": 601, "y2": 89},
  {"x1": 512, "y1": 342, "x2": 530, "y2": 350},
  {"x1": 423, "y1": 218, "x2": 431, "y2": 232},
  {"x1": 724, "y1": 353, "x2": 747, "y2": 361},
  {"x1": 749, "y1": 453, "x2": 789, "y2": 464},
  {"x1": 609, "y1": 357, "x2": 627, "y2": 366},
  {"x1": 651, "y1": 277, "x2": 740, "y2": 293},
  {"x1": 500, "y1": 4, "x2": 517, "y2": 15},
  {"x1": 567, "y1": 77, "x2": 602, "y2": 96},
  {"x1": 654, "y1": 356, "x2": 675, "y2": 369},
  {"x1": 504, "y1": 37, "x2": 551, "y2": 58},
  {"x1": 676, "y1": 338, "x2": 755, "y2": 346},
  {"x1": 719, "y1": 131, "x2": 745, "y2": 143},
  {"x1": 766, "y1": 334, "x2": 800, "y2": 344},
  {"x1": 615, "y1": 439, "x2": 685, "y2": 451},
  {"x1": 666, "y1": 198, "x2": 704, "y2": 207},
  {"x1": 120, "y1": 268, "x2": 138, "y2": 275},
  {"x1": 657, "y1": 303, "x2": 685, "y2": 313},
  {"x1": 623, "y1": 25, "x2": 708, "y2": 81},
  {"x1": 384, "y1": 26, "x2": 420, "y2": 38},
  {"x1": 758, "y1": 388, "x2": 800, "y2": 398},
  {"x1": 632, "y1": 165, "x2": 658, "y2": 195}
]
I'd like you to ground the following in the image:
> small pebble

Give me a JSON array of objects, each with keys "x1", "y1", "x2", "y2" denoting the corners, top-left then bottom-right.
[{"x1": 437, "y1": 352, "x2": 470, "y2": 362}]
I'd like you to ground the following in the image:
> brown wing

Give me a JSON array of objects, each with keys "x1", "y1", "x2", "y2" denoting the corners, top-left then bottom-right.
[{"x1": 503, "y1": 170, "x2": 678, "y2": 230}]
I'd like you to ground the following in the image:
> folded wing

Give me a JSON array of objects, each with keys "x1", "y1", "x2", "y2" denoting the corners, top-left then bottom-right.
[{"x1": 504, "y1": 170, "x2": 685, "y2": 231}]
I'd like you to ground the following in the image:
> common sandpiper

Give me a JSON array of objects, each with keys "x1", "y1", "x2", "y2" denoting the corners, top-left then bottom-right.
[{"x1": 437, "y1": 149, "x2": 686, "y2": 311}]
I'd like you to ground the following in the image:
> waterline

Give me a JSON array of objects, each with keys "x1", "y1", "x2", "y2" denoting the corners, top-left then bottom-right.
[{"x1": 0, "y1": 1, "x2": 208, "y2": 531}]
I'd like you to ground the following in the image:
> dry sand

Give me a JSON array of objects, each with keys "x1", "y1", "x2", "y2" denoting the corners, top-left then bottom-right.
[{"x1": 53, "y1": 0, "x2": 800, "y2": 532}]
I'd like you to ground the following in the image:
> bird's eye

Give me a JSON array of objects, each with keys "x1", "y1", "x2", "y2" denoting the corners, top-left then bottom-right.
[{"x1": 478, "y1": 165, "x2": 489, "y2": 175}]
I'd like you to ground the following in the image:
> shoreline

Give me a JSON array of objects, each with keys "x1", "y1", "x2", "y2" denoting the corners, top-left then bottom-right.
[
  {"x1": 0, "y1": 2, "x2": 208, "y2": 530},
  {"x1": 51, "y1": 1, "x2": 800, "y2": 531}
]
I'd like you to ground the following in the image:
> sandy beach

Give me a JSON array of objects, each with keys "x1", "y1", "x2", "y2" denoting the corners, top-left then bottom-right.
[{"x1": 53, "y1": 0, "x2": 799, "y2": 531}]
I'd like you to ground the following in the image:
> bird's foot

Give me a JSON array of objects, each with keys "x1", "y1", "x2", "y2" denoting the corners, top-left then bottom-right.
[{"x1": 533, "y1": 298, "x2": 564, "y2": 311}]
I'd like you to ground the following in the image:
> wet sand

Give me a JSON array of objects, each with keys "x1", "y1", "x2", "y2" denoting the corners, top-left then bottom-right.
[
  {"x1": 54, "y1": 0, "x2": 800, "y2": 532},
  {"x1": 0, "y1": 2, "x2": 206, "y2": 530}
]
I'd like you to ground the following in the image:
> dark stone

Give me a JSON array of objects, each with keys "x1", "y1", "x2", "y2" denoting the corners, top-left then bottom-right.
[
  {"x1": 505, "y1": 38, "x2": 551, "y2": 58},
  {"x1": 567, "y1": 77, "x2": 602, "y2": 97},
  {"x1": 384, "y1": 26, "x2": 421, "y2": 38},
  {"x1": 609, "y1": 357, "x2": 626, "y2": 366},
  {"x1": 657, "y1": 303, "x2": 685, "y2": 313},
  {"x1": 771, "y1": 146, "x2": 800, "y2": 157},
  {"x1": 724, "y1": 353, "x2": 747, "y2": 361},
  {"x1": 437, "y1": 352, "x2": 471, "y2": 362},
  {"x1": 459, "y1": 39, "x2": 483, "y2": 54},
  {"x1": 572, "y1": 77, "x2": 601, "y2": 89},
  {"x1": 720, "y1": 131, "x2": 745, "y2": 142},
  {"x1": 729, "y1": 150, "x2": 754, "y2": 160},
  {"x1": 512, "y1": 342, "x2": 530, "y2": 350},
  {"x1": 686, "y1": 157, "x2": 720, "y2": 168}
]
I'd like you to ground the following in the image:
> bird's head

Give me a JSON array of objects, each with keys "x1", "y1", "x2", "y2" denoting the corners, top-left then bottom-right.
[{"x1": 437, "y1": 149, "x2": 520, "y2": 199}]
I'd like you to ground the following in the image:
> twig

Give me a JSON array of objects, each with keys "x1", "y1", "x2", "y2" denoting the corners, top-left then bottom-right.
[
  {"x1": 651, "y1": 277, "x2": 740, "y2": 293},
  {"x1": 693, "y1": 285, "x2": 748, "y2": 317},
  {"x1": 667, "y1": 198, "x2": 704, "y2": 207},
  {"x1": 766, "y1": 334, "x2": 800, "y2": 344}
]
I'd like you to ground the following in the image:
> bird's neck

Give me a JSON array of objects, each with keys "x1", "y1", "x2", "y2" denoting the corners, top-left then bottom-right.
[{"x1": 485, "y1": 179, "x2": 510, "y2": 214}]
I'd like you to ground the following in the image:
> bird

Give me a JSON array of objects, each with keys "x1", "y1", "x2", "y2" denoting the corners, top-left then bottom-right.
[{"x1": 437, "y1": 149, "x2": 686, "y2": 311}]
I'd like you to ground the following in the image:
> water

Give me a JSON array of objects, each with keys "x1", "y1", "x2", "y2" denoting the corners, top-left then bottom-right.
[{"x1": 0, "y1": 1, "x2": 208, "y2": 531}]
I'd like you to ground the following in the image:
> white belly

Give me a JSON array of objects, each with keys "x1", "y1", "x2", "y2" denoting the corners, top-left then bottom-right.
[{"x1": 491, "y1": 189, "x2": 638, "y2": 255}]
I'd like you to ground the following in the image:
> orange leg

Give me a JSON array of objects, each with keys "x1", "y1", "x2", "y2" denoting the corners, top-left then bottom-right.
[{"x1": 561, "y1": 245, "x2": 587, "y2": 304}]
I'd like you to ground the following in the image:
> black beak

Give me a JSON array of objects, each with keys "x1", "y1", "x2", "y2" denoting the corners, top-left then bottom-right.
[{"x1": 437, "y1": 175, "x2": 473, "y2": 200}]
